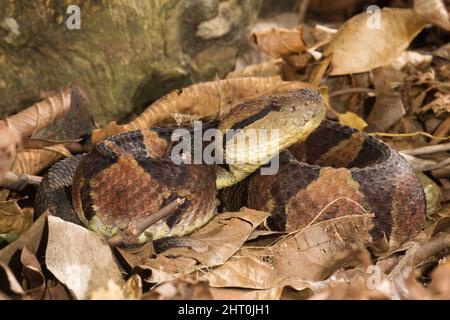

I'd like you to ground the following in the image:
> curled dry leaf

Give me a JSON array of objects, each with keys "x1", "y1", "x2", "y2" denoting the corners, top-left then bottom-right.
[
  {"x1": 0, "y1": 127, "x2": 21, "y2": 184},
  {"x1": 414, "y1": 0, "x2": 450, "y2": 31},
  {"x1": 250, "y1": 27, "x2": 306, "y2": 58},
  {"x1": 325, "y1": 8, "x2": 427, "y2": 76},
  {"x1": 207, "y1": 215, "x2": 373, "y2": 290},
  {"x1": 134, "y1": 208, "x2": 269, "y2": 284},
  {"x1": 422, "y1": 92, "x2": 450, "y2": 116},
  {"x1": 45, "y1": 216, "x2": 124, "y2": 300},
  {"x1": 92, "y1": 77, "x2": 313, "y2": 142},
  {"x1": 0, "y1": 144, "x2": 70, "y2": 201},
  {"x1": 0, "y1": 87, "x2": 72, "y2": 138},
  {"x1": 0, "y1": 200, "x2": 34, "y2": 238},
  {"x1": 20, "y1": 247, "x2": 45, "y2": 300}
]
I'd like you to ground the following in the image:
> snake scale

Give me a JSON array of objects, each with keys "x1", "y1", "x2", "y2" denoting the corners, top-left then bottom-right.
[{"x1": 35, "y1": 88, "x2": 426, "y2": 252}]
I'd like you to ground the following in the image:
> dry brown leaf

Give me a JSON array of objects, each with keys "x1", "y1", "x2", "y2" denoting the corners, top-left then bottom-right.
[
  {"x1": 207, "y1": 215, "x2": 373, "y2": 290},
  {"x1": 0, "y1": 261, "x2": 25, "y2": 299},
  {"x1": 422, "y1": 92, "x2": 450, "y2": 116},
  {"x1": 20, "y1": 247, "x2": 45, "y2": 300},
  {"x1": 325, "y1": 8, "x2": 427, "y2": 75},
  {"x1": 250, "y1": 27, "x2": 306, "y2": 58},
  {"x1": 0, "y1": 86, "x2": 82, "y2": 139},
  {"x1": 428, "y1": 257, "x2": 450, "y2": 298},
  {"x1": 391, "y1": 51, "x2": 433, "y2": 70},
  {"x1": 414, "y1": 0, "x2": 450, "y2": 31},
  {"x1": 0, "y1": 144, "x2": 70, "y2": 201},
  {"x1": 0, "y1": 212, "x2": 47, "y2": 263},
  {"x1": 89, "y1": 275, "x2": 142, "y2": 300},
  {"x1": 45, "y1": 216, "x2": 124, "y2": 300},
  {"x1": 227, "y1": 59, "x2": 284, "y2": 78},
  {"x1": 144, "y1": 278, "x2": 213, "y2": 300},
  {"x1": 367, "y1": 67, "x2": 406, "y2": 131},
  {"x1": 209, "y1": 286, "x2": 283, "y2": 300},
  {"x1": 434, "y1": 43, "x2": 450, "y2": 61},
  {"x1": 0, "y1": 128, "x2": 21, "y2": 183},
  {"x1": 388, "y1": 233, "x2": 450, "y2": 283},
  {"x1": 135, "y1": 208, "x2": 269, "y2": 284},
  {"x1": 0, "y1": 200, "x2": 34, "y2": 237},
  {"x1": 92, "y1": 77, "x2": 314, "y2": 143}
]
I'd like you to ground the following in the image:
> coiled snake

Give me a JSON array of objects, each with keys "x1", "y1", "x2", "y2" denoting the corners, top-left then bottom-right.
[{"x1": 35, "y1": 88, "x2": 425, "y2": 252}]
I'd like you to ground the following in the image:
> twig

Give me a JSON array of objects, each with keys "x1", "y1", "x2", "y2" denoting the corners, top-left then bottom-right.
[
  {"x1": 401, "y1": 142, "x2": 450, "y2": 156},
  {"x1": 329, "y1": 88, "x2": 375, "y2": 98},
  {"x1": 0, "y1": 171, "x2": 42, "y2": 190},
  {"x1": 108, "y1": 197, "x2": 185, "y2": 246}
]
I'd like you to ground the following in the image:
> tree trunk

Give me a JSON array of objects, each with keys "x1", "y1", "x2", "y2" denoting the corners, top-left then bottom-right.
[{"x1": 0, "y1": 0, "x2": 261, "y2": 124}]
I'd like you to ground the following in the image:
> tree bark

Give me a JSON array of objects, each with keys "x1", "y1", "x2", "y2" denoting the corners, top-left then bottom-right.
[{"x1": 0, "y1": 0, "x2": 261, "y2": 124}]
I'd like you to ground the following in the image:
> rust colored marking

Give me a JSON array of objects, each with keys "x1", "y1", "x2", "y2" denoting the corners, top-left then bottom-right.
[
  {"x1": 90, "y1": 156, "x2": 166, "y2": 229},
  {"x1": 285, "y1": 167, "x2": 365, "y2": 231},
  {"x1": 142, "y1": 130, "x2": 169, "y2": 158}
]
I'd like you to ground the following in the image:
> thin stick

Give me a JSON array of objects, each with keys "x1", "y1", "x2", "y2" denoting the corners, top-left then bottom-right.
[
  {"x1": 0, "y1": 171, "x2": 42, "y2": 190},
  {"x1": 108, "y1": 197, "x2": 185, "y2": 246},
  {"x1": 401, "y1": 142, "x2": 450, "y2": 156}
]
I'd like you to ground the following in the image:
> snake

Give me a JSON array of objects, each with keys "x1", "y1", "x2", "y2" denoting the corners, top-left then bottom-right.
[{"x1": 34, "y1": 88, "x2": 426, "y2": 252}]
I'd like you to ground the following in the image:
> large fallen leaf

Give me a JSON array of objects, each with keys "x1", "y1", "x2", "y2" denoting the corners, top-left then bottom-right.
[
  {"x1": 45, "y1": 216, "x2": 124, "y2": 300},
  {"x1": 135, "y1": 208, "x2": 269, "y2": 283},
  {"x1": 325, "y1": 8, "x2": 427, "y2": 75},
  {"x1": 414, "y1": 0, "x2": 450, "y2": 31},
  {"x1": 92, "y1": 77, "x2": 313, "y2": 142},
  {"x1": 207, "y1": 215, "x2": 373, "y2": 290},
  {"x1": 250, "y1": 27, "x2": 306, "y2": 58}
]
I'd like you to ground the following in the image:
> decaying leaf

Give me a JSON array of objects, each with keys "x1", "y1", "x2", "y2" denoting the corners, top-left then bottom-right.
[
  {"x1": 428, "y1": 257, "x2": 450, "y2": 298},
  {"x1": 414, "y1": 0, "x2": 450, "y2": 31},
  {"x1": 325, "y1": 8, "x2": 427, "y2": 75},
  {"x1": 422, "y1": 92, "x2": 450, "y2": 116},
  {"x1": 250, "y1": 27, "x2": 306, "y2": 58},
  {"x1": 45, "y1": 216, "x2": 124, "y2": 300},
  {"x1": 135, "y1": 208, "x2": 269, "y2": 284},
  {"x1": 0, "y1": 200, "x2": 34, "y2": 238},
  {"x1": 416, "y1": 172, "x2": 442, "y2": 216},
  {"x1": 207, "y1": 215, "x2": 373, "y2": 290}
]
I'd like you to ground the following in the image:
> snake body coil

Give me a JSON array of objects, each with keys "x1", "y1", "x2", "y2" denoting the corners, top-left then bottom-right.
[{"x1": 35, "y1": 88, "x2": 426, "y2": 250}]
